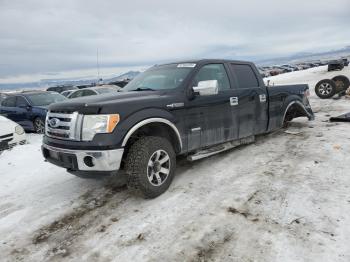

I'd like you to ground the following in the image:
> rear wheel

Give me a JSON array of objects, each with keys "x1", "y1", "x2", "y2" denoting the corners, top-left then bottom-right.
[
  {"x1": 33, "y1": 117, "x2": 45, "y2": 134},
  {"x1": 315, "y1": 79, "x2": 337, "y2": 99},
  {"x1": 125, "y1": 136, "x2": 176, "y2": 198}
]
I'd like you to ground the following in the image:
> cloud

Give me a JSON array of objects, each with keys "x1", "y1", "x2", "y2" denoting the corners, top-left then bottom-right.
[{"x1": 0, "y1": 0, "x2": 349, "y2": 81}]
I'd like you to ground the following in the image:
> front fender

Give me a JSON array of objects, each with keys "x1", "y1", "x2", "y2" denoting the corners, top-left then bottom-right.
[{"x1": 110, "y1": 108, "x2": 181, "y2": 148}]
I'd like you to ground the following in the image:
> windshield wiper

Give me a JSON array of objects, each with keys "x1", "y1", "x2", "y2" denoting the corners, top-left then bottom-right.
[{"x1": 129, "y1": 87, "x2": 155, "y2": 92}]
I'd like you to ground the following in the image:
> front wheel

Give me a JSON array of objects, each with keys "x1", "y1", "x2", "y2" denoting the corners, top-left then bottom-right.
[
  {"x1": 33, "y1": 117, "x2": 45, "y2": 134},
  {"x1": 125, "y1": 136, "x2": 176, "y2": 199}
]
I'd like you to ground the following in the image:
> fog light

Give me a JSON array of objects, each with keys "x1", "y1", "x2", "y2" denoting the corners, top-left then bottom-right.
[{"x1": 83, "y1": 156, "x2": 95, "y2": 167}]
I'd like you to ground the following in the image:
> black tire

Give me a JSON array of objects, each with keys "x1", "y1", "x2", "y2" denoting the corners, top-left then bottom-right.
[
  {"x1": 332, "y1": 75, "x2": 350, "y2": 92},
  {"x1": 33, "y1": 117, "x2": 45, "y2": 134},
  {"x1": 315, "y1": 79, "x2": 337, "y2": 99},
  {"x1": 125, "y1": 136, "x2": 176, "y2": 199}
]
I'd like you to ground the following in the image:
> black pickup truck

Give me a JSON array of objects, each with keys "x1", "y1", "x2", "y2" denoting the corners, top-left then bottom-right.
[{"x1": 42, "y1": 59, "x2": 314, "y2": 198}]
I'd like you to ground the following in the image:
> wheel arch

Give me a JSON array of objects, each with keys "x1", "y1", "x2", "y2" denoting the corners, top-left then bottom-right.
[
  {"x1": 282, "y1": 100, "x2": 312, "y2": 124},
  {"x1": 122, "y1": 118, "x2": 183, "y2": 153}
]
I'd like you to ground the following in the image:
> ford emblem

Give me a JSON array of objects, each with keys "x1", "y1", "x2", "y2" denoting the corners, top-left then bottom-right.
[{"x1": 48, "y1": 118, "x2": 60, "y2": 128}]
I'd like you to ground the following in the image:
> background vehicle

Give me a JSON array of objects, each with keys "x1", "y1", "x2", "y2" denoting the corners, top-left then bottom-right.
[
  {"x1": 42, "y1": 59, "x2": 314, "y2": 198},
  {"x1": 328, "y1": 60, "x2": 345, "y2": 71},
  {"x1": 0, "y1": 115, "x2": 26, "y2": 151},
  {"x1": 0, "y1": 93, "x2": 8, "y2": 105},
  {"x1": 269, "y1": 68, "x2": 282, "y2": 76},
  {"x1": 108, "y1": 79, "x2": 131, "y2": 88},
  {"x1": 61, "y1": 90, "x2": 75, "y2": 97},
  {"x1": 0, "y1": 91, "x2": 67, "y2": 133},
  {"x1": 68, "y1": 85, "x2": 120, "y2": 99},
  {"x1": 278, "y1": 65, "x2": 294, "y2": 72},
  {"x1": 47, "y1": 85, "x2": 78, "y2": 93}
]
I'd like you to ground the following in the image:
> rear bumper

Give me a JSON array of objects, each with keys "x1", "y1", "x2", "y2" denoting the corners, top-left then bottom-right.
[{"x1": 42, "y1": 144, "x2": 124, "y2": 172}]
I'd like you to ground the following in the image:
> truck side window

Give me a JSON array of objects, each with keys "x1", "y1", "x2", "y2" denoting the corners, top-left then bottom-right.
[
  {"x1": 194, "y1": 64, "x2": 230, "y2": 91},
  {"x1": 230, "y1": 64, "x2": 259, "y2": 88}
]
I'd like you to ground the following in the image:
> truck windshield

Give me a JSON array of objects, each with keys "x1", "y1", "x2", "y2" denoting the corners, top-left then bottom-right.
[
  {"x1": 123, "y1": 64, "x2": 193, "y2": 91},
  {"x1": 27, "y1": 93, "x2": 67, "y2": 106}
]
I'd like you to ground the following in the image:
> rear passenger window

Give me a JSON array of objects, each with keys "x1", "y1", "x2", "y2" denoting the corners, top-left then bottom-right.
[
  {"x1": 70, "y1": 90, "x2": 83, "y2": 98},
  {"x1": 230, "y1": 64, "x2": 259, "y2": 88},
  {"x1": 82, "y1": 90, "x2": 96, "y2": 96},
  {"x1": 2, "y1": 97, "x2": 16, "y2": 107}
]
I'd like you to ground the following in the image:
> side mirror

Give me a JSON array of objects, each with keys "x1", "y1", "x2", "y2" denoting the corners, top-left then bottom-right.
[{"x1": 193, "y1": 80, "x2": 219, "y2": 96}]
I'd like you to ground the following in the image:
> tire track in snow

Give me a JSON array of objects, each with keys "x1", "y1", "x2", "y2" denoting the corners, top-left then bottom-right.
[{"x1": 9, "y1": 182, "x2": 129, "y2": 261}]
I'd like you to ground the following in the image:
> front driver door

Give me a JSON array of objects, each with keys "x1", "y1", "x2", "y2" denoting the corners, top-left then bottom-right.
[{"x1": 185, "y1": 63, "x2": 239, "y2": 151}]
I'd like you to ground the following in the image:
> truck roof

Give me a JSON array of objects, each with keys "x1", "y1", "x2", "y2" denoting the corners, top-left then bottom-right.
[{"x1": 157, "y1": 59, "x2": 255, "y2": 67}]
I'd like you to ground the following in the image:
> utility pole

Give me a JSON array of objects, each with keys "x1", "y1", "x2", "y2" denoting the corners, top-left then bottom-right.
[{"x1": 96, "y1": 48, "x2": 101, "y2": 85}]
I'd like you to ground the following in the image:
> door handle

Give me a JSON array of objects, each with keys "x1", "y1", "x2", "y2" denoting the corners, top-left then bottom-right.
[
  {"x1": 191, "y1": 127, "x2": 201, "y2": 132},
  {"x1": 230, "y1": 97, "x2": 238, "y2": 106},
  {"x1": 259, "y1": 94, "x2": 267, "y2": 102}
]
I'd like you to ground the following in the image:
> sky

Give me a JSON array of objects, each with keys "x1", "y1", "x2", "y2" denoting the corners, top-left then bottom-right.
[{"x1": 0, "y1": 0, "x2": 349, "y2": 83}]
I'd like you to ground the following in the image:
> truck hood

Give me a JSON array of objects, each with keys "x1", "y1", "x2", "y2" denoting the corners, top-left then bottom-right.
[{"x1": 49, "y1": 91, "x2": 170, "y2": 114}]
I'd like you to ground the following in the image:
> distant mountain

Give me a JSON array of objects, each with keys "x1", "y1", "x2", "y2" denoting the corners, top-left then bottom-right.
[
  {"x1": 0, "y1": 82, "x2": 43, "y2": 91},
  {"x1": 256, "y1": 46, "x2": 350, "y2": 66},
  {"x1": 0, "y1": 70, "x2": 142, "y2": 91},
  {"x1": 105, "y1": 71, "x2": 140, "y2": 83}
]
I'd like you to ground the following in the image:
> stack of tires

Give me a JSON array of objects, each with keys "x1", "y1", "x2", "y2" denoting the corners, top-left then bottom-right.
[{"x1": 315, "y1": 75, "x2": 350, "y2": 99}]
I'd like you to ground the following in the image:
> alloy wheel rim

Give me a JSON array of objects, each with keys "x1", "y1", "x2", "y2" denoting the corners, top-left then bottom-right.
[
  {"x1": 147, "y1": 149, "x2": 171, "y2": 186},
  {"x1": 35, "y1": 119, "x2": 45, "y2": 133},
  {"x1": 319, "y1": 83, "x2": 332, "y2": 95}
]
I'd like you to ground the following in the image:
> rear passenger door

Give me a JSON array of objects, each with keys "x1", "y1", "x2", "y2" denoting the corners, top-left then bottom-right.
[
  {"x1": 228, "y1": 63, "x2": 269, "y2": 137},
  {"x1": 185, "y1": 63, "x2": 239, "y2": 151}
]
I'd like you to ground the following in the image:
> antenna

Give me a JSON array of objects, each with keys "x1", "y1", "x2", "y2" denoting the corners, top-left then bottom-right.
[{"x1": 96, "y1": 48, "x2": 100, "y2": 84}]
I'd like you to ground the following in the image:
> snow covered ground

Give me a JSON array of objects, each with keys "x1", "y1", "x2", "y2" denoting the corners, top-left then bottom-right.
[{"x1": 1, "y1": 66, "x2": 350, "y2": 262}]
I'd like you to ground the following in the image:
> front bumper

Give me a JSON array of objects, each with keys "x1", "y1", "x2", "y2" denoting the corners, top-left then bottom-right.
[
  {"x1": 0, "y1": 132, "x2": 26, "y2": 151},
  {"x1": 42, "y1": 144, "x2": 124, "y2": 172}
]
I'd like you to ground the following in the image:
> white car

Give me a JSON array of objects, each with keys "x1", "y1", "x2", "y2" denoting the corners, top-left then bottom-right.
[
  {"x1": 68, "y1": 86, "x2": 119, "y2": 99},
  {"x1": 0, "y1": 115, "x2": 26, "y2": 151}
]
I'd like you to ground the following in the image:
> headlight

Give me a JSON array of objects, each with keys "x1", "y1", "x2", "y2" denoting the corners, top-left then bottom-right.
[
  {"x1": 15, "y1": 125, "x2": 25, "y2": 135},
  {"x1": 82, "y1": 114, "x2": 120, "y2": 141}
]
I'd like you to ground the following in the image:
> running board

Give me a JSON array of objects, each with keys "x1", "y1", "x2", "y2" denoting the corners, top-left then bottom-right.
[{"x1": 187, "y1": 136, "x2": 255, "y2": 161}]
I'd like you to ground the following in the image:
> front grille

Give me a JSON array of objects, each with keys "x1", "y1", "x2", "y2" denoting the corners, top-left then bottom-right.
[
  {"x1": 45, "y1": 111, "x2": 83, "y2": 140},
  {"x1": 0, "y1": 133, "x2": 13, "y2": 140}
]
